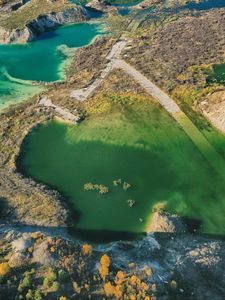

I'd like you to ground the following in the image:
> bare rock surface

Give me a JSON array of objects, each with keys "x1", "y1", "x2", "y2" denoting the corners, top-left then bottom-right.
[
  {"x1": 147, "y1": 211, "x2": 187, "y2": 233},
  {"x1": 200, "y1": 90, "x2": 225, "y2": 133}
]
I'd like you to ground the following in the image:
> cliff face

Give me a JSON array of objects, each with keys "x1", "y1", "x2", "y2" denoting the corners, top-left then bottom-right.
[
  {"x1": 0, "y1": 25, "x2": 34, "y2": 44},
  {"x1": 0, "y1": 6, "x2": 89, "y2": 44}
]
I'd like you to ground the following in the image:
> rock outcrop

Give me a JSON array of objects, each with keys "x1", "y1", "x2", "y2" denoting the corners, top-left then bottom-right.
[
  {"x1": 86, "y1": 0, "x2": 118, "y2": 16},
  {"x1": 0, "y1": 5, "x2": 89, "y2": 44},
  {"x1": 1, "y1": 228, "x2": 225, "y2": 299},
  {"x1": 0, "y1": 25, "x2": 34, "y2": 43},
  {"x1": 147, "y1": 211, "x2": 187, "y2": 233},
  {"x1": 200, "y1": 90, "x2": 225, "y2": 134}
]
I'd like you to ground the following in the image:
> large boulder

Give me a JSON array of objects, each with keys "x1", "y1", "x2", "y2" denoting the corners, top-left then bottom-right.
[
  {"x1": 0, "y1": 25, "x2": 34, "y2": 43},
  {"x1": 32, "y1": 240, "x2": 58, "y2": 266},
  {"x1": 147, "y1": 211, "x2": 187, "y2": 233},
  {"x1": 200, "y1": 90, "x2": 225, "y2": 134}
]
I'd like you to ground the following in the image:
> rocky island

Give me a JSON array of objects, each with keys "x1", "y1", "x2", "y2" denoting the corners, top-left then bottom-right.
[{"x1": 1, "y1": 0, "x2": 225, "y2": 299}]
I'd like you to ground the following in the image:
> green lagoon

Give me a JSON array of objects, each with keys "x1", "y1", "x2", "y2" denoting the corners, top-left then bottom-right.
[
  {"x1": 19, "y1": 95, "x2": 225, "y2": 236},
  {"x1": 2, "y1": 9, "x2": 225, "y2": 240},
  {"x1": 0, "y1": 22, "x2": 103, "y2": 111}
]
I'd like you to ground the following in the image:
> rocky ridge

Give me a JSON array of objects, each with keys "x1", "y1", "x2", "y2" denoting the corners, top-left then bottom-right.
[{"x1": 0, "y1": 0, "x2": 89, "y2": 44}]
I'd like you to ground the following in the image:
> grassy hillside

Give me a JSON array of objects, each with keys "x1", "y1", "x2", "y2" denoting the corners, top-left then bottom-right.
[{"x1": 0, "y1": 0, "x2": 75, "y2": 30}]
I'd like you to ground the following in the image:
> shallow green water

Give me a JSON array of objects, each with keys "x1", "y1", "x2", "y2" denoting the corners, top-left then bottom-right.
[
  {"x1": 19, "y1": 97, "x2": 225, "y2": 236},
  {"x1": 0, "y1": 22, "x2": 103, "y2": 111},
  {"x1": 207, "y1": 63, "x2": 225, "y2": 84}
]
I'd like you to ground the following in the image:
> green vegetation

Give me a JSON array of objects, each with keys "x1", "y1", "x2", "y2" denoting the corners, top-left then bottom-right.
[
  {"x1": 84, "y1": 183, "x2": 109, "y2": 194},
  {"x1": 106, "y1": 15, "x2": 130, "y2": 35},
  {"x1": 172, "y1": 84, "x2": 225, "y2": 160},
  {"x1": 127, "y1": 199, "x2": 135, "y2": 208},
  {"x1": 58, "y1": 270, "x2": 68, "y2": 283},
  {"x1": 18, "y1": 269, "x2": 34, "y2": 293},
  {"x1": 113, "y1": 178, "x2": 122, "y2": 186},
  {"x1": 123, "y1": 182, "x2": 131, "y2": 191},
  {"x1": 17, "y1": 268, "x2": 44, "y2": 300},
  {"x1": 43, "y1": 268, "x2": 58, "y2": 291}
]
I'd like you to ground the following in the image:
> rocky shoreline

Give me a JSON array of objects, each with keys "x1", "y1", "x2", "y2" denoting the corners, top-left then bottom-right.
[
  {"x1": 0, "y1": 0, "x2": 89, "y2": 44},
  {"x1": 0, "y1": 225, "x2": 225, "y2": 299},
  {"x1": 1, "y1": 1, "x2": 225, "y2": 299}
]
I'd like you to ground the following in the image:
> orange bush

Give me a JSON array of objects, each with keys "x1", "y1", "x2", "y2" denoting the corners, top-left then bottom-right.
[
  {"x1": 100, "y1": 254, "x2": 110, "y2": 267},
  {"x1": 73, "y1": 281, "x2": 81, "y2": 294},
  {"x1": 99, "y1": 254, "x2": 110, "y2": 280},
  {"x1": 99, "y1": 264, "x2": 109, "y2": 281},
  {"x1": 104, "y1": 282, "x2": 122, "y2": 298},
  {"x1": 104, "y1": 282, "x2": 115, "y2": 297},
  {"x1": 82, "y1": 244, "x2": 92, "y2": 255},
  {"x1": 115, "y1": 270, "x2": 125, "y2": 284},
  {"x1": 129, "y1": 275, "x2": 141, "y2": 286},
  {"x1": 114, "y1": 284, "x2": 122, "y2": 298},
  {"x1": 0, "y1": 262, "x2": 10, "y2": 276}
]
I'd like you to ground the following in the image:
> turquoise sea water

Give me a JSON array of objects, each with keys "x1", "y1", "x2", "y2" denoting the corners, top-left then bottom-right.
[{"x1": 0, "y1": 22, "x2": 103, "y2": 111}]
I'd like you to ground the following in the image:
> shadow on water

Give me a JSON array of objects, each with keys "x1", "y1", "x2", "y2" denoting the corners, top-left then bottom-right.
[
  {"x1": 16, "y1": 135, "x2": 143, "y2": 244},
  {"x1": 85, "y1": 7, "x2": 104, "y2": 18},
  {"x1": 0, "y1": 198, "x2": 16, "y2": 221},
  {"x1": 36, "y1": 30, "x2": 59, "y2": 41},
  {"x1": 15, "y1": 147, "x2": 204, "y2": 244},
  {"x1": 67, "y1": 216, "x2": 202, "y2": 243},
  {"x1": 68, "y1": 227, "x2": 145, "y2": 243}
]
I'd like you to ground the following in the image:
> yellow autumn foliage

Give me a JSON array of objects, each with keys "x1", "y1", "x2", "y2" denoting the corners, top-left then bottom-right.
[
  {"x1": 100, "y1": 254, "x2": 110, "y2": 267},
  {"x1": 82, "y1": 244, "x2": 92, "y2": 255},
  {"x1": 115, "y1": 270, "x2": 125, "y2": 284},
  {"x1": 99, "y1": 254, "x2": 110, "y2": 280},
  {"x1": 104, "y1": 282, "x2": 115, "y2": 297},
  {"x1": 0, "y1": 262, "x2": 10, "y2": 276}
]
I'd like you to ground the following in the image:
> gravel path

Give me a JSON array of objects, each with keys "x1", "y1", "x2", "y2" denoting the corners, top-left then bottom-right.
[
  {"x1": 39, "y1": 97, "x2": 80, "y2": 123},
  {"x1": 70, "y1": 40, "x2": 127, "y2": 101},
  {"x1": 114, "y1": 59, "x2": 181, "y2": 113}
]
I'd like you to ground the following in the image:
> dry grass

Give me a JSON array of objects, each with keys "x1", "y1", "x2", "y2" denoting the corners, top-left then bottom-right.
[{"x1": 1, "y1": 0, "x2": 74, "y2": 30}]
